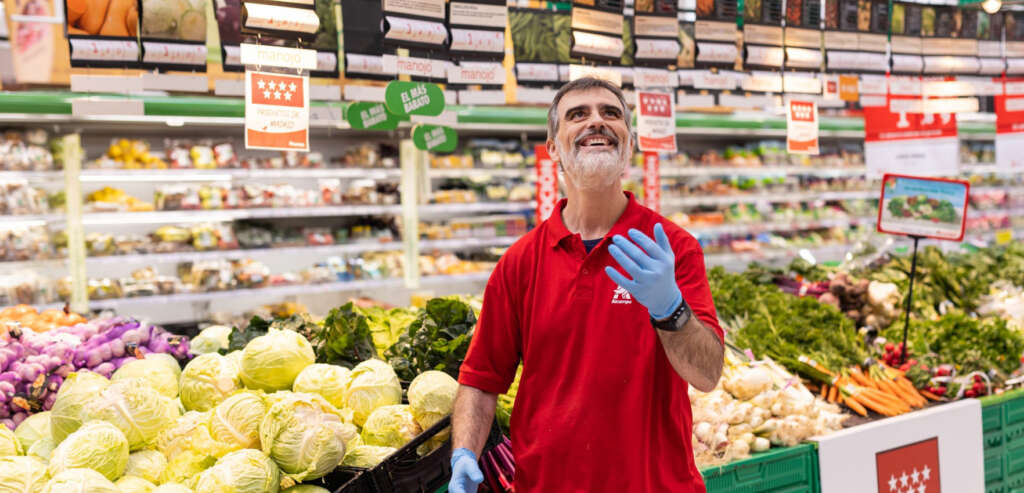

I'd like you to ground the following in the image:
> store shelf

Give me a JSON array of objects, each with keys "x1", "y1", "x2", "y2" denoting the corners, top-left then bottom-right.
[
  {"x1": 664, "y1": 190, "x2": 876, "y2": 208},
  {"x1": 0, "y1": 170, "x2": 63, "y2": 182},
  {"x1": 661, "y1": 166, "x2": 867, "y2": 178},
  {"x1": 428, "y1": 168, "x2": 531, "y2": 179},
  {"x1": 704, "y1": 243, "x2": 854, "y2": 270},
  {"x1": 85, "y1": 272, "x2": 491, "y2": 310},
  {"x1": 420, "y1": 202, "x2": 534, "y2": 214},
  {"x1": 79, "y1": 168, "x2": 402, "y2": 181},
  {"x1": 80, "y1": 236, "x2": 518, "y2": 266},
  {"x1": 687, "y1": 217, "x2": 872, "y2": 236}
]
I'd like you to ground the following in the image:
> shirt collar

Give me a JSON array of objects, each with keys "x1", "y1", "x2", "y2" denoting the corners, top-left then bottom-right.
[{"x1": 547, "y1": 191, "x2": 643, "y2": 249}]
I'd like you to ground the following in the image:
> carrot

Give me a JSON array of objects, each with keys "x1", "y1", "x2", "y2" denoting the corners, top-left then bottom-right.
[
  {"x1": 848, "y1": 369, "x2": 876, "y2": 389},
  {"x1": 125, "y1": 3, "x2": 137, "y2": 37},
  {"x1": 820, "y1": 384, "x2": 829, "y2": 399},
  {"x1": 844, "y1": 395, "x2": 869, "y2": 417},
  {"x1": 881, "y1": 378, "x2": 921, "y2": 408},
  {"x1": 67, "y1": 26, "x2": 90, "y2": 35},
  {"x1": 860, "y1": 387, "x2": 910, "y2": 412},
  {"x1": 828, "y1": 385, "x2": 838, "y2": 403},
  {"x1": 895, "y1": 379, "x2": 927, "y2": 407},
  {"x1": 920, "y1": 390, "x2": 943, "y2": 401},
  {"x1": 66, "y1": 0, "x2": 87, "y2": 24},
  {"x1": 79, "y1": 0, "x2": 111, "y2": 35},
  {"x1": 98, "y1": 0, "x2": 131, "y2": 37}
]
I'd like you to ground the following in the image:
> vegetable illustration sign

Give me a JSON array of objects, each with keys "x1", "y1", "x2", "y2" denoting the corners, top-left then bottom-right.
[{"x1": 876, "y1": 174, "x2": 969, "y2": 241}]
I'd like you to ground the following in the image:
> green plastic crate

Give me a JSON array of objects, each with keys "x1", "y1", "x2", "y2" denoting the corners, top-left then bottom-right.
[
  {"x1": 700, "y1": 443, "x2": 819, "y2": 493},
  {"x1": 981, "y1": 391, "x2": 1024, "y2": 493}
]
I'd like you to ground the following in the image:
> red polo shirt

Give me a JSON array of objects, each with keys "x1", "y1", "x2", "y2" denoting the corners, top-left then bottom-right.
[{"x1": 459, "y1": 191, "x2": 723, "y2": 493}]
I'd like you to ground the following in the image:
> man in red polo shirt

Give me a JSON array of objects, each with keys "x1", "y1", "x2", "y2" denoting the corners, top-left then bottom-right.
[{"x1": 449, "y1": 77, "x2": 725, "y2": 493}]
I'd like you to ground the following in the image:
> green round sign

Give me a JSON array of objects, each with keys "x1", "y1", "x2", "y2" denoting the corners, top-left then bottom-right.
[
  {"x1": 412, "y1": 124, "x2": 458, "y2": 153},
  {"x1": 346, "y1": 102, "x2": 400, "y2": 130},
  {"x1": 385, "y1": 81, "x2": 446, "y2": 117}
]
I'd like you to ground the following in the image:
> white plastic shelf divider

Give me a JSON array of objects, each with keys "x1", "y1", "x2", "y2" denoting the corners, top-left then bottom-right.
[
  {"x1": 660, "y1": 166, "x2": 868, "y2": 178},
  {"x1": 663, "y1": 190, "x2": 877, "y2": 208},
  {"x1": 86, "y1": 272, "x2": 491, "y2": 310},
  {"x1": 78, "y1": 168, "x2": 402, "y2": 181}
]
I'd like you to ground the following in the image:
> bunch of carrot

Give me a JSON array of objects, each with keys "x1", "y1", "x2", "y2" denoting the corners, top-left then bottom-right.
[
  {"x1": 66, "y1": 0, "x2": 138, "y2": 37},
  {"x1": 799, "y1": 356, "x2": 935, "y2": 418}
]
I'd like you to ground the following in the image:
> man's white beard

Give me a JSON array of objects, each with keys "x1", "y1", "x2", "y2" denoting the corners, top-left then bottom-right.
[{"x1": 556, "y1": 139, "x2": 629, "y2": 191}]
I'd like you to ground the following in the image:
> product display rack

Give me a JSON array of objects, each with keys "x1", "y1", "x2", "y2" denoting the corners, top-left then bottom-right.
[{"x1": 0, "y1": 92, "x2": 1020, "y2": 326}]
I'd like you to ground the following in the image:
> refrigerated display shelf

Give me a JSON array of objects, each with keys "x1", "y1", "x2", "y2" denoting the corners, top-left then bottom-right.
[
  {"x1": 68, "y1": 272, "x2": 494, "y2": 311},
  {"x1": 660, "y1": 166, "x2": 868, "y2": 178},
  {"x1": 686, "y1": 217, "x2": 873, "y2": 236},
  {"x1": 78, "y1": 168, "x2": 403, "y2": 181},
  {"x1": 664, "y1": 190, "x2": 877, "y2": 208}
]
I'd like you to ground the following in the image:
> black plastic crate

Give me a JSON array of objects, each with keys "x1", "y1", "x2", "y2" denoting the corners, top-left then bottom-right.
[{"x1": 327, "y1": 415, "x2": 502, "y2": 493}]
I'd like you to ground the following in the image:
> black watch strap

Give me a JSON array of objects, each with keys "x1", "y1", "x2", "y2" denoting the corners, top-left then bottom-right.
[{"x1": 650, "y1": 298, "x2": 692, "y2": 332}]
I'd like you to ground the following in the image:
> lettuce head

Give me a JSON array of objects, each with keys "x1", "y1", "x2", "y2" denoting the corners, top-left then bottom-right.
[
  {"x1": 48, "y1": 420, "x2": 129, "y2": 481},
  {"x1": 27, "y1": 436, "x2": 55, "y2": 462},
  {"x1": 239, "y1": 330, "x2": 315, "y2": 392},
  {"x1": 86, "y1": 378, "x2": 178, "y2": 451},
  {"x1": 340, "y1": 445, "x2": 396, "y2": 468},
  {"x1": 125, "y1": 450, "x2": 167, "y2": 484},
  {"x1": 191, "y1": 325, "x2": 232, "y2": 355},
  {"x1": 343, "y1": 359, "x2": 401, "y2": 427},
  {"x1": 292, "y1": 364, "x2": 350, "y2": 409},
  {"x1": 208, "y1": 391, "x2": 265, "y2": 453},
  {"x1": 152, "y1": 484, "x2": 194, "y2": 493},
  {"x1": 179, "y1": 354, "x2": 242, "y2": 413},
  {"x1": 113, "y1": 358, "x2": 180, "y2": 399},
  {"x1": 0, "y1": 455, "x2": 48, "y2": 493},
  {"x1": 259, "y1": 393, "x2": 349, "y2": 483},
  {"x1": 50, "y1": 371, "x2": 110, "y2": 443},
  {"x1": 193, "y1": 449, "x2": 280, "y2": 493},
  {"x1": 360, "y1": 405, "x2": 422, "y2": 449},
  {"x1": 14, "y1": 411, "x2": 50, "y2": 451},
  {"x1": 407, "y1": 371, "x2": 457, "y2": 431},
  {"x1": 42, "y1": 468, "x2": 120, "y2": 493},
  {"x1": 0, "y1": 426, "x2": 22, "y2": 456},
  {"x1": 115, "y1": 475, "x2": 156, "y2": 493}
]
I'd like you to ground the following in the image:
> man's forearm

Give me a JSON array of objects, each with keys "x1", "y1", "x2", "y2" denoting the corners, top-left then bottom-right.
[
  {"x1": 657, "y1": 316, "x2": 724, "y2": 392},
  {"x1": 452, "y1": 384, "x2": 498, "y2": 457}
]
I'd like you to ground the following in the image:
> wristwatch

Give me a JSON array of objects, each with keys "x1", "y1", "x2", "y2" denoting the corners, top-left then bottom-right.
[{"x1": 650, "y1": 298, "x2": 692, "y2": 332}]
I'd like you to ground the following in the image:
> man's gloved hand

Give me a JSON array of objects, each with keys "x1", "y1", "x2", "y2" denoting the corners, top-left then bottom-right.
[
  {"x1": 605, "y1": 223, "x2": 683, "y2": 320},
  {"x1": 449, "y1": 448, "x2": 484, "y2": 493}
]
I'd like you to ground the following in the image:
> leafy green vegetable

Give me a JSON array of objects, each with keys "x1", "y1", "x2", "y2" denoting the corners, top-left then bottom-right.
[
  {"x1": 385, "y1": 297, "x2": 477, "y2": 382},
  {"x1": 222, "y1": 316, "x2": 271, "y2": 355},
  {"x1": 710, "y1": 267, "x2": 868, "y2": 373},
  {"x1": 312, "y1": 303, "x2": 379, "y2": 368},
  {"x1": 883, "y1": 311, "x2": 1024, "y2": 376}
]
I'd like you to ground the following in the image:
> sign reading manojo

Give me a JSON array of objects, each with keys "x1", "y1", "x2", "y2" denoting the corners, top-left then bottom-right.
[
  {"x1": 412, "y1": 124, "x2": 458, "y2": 152},
  {"x1": 346, "y1": 102, "x2": 399, "y2": 130},
  {"x1": 385, "y1": 80, "x2": 446, "y2": 117}
]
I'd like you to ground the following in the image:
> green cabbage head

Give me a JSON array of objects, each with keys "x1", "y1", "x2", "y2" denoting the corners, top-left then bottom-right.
[
  {"x1": 193, "y1": 449, "x2": 280, "y2": 493},
  {"x1": 191, "y1": 325, "x2": 232, "y2": 355},
  {"x1": 225, "y1": 351, "x2": 244, "y2": 369},
  {"x1": 179, "y1": 354, "x2": 242, "y2": 413},
  {"x1": 48, "y1": 420, "x2": 129, "y2": 481},
  {"x1": 259, "y1": 393, "x2": 349, "y2": 483},
  {"x1": 144, "y1": 353, "x2": 183, "y2": 380},
  {"x1": 14, "y1": 411, "x2": 50, "y2": 451},
  {"x1": 0, "y1": 426, "x2": 22, "y2": 456},
  {"x1": 115, "y1": 475, "x2": 156, "y2": 493},
  {"x1": 42, "y1": 468, "x2": 120, "y2": 493},
  {"x1": 344, "y1": 359, "x2": 401, "y2": 426},
  {"x1": 156, "y1": 411, "x2": 223, "y2": 486},
  {"x1": 292, "y1": 364, "x2": 350, "y2": 409},
  {"x1": 152, "y1": 484, "x2": 194, "y2": 493},
  {"x1": 0, "y1": 455, "x2": 48, "y2": 493},
  {"x1": 208, "y1": 391, "x2": 266, "y2": 453},
  {"x1": 340, "y1": 445, "x2": 396, "y2": 468},
  {"x1": 125, "y1": 450, "x2": 167, "y2": 484},
  {"x1": 239, "y1": 329, "x2": 315, "y2": 392},
  {"x1": 27, "y1": 437, "x2": 55, "y2": 462},
  {"x1": 50, "y1": 371, "x2": 110, "y2": 443},
  {"x1": 407, "y1": 371, "x2": 457, "y2": 430},
  {"x1": 113, "y1": 358, "x2": 180, "y2": 399},
  {"x1": 281, "y1": 486, "x2": 330, "y2": 493},
  {"x1": 86, "y1": 378, "x2": 178, "y2": 451},
  {"x1": 361, "y1": 405, "x2": 422, "y2": 449}
]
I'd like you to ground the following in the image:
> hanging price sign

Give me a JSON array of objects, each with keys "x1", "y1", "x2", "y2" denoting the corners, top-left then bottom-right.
[
  {"x1": 995, "y1": 93, "x2": 1024, "y2": 173},
  {"x1": 412, "y1": 124, "x2": 458, "y2": 153},
  {"x1": 635, "y1": 90, "x2": 676, "y2": 152},
  {"x1": 642, "y1": 152, "x2": 660, "y2": 213},
  {"x1": 786, "y1": 100, "x2": 819, "y2": 155},
  {"x1": 245, "y1": 70, "x2": 309, "y2": 152},
  {"x1": 535, "y1": 145, "x2": 559, "y2": 223},
  {"x1": 346, "y1": 102, "x2": 399, "y2": 130},
  {"x1": 384, "y1": 80, "x2": 445, "y2": 117}
]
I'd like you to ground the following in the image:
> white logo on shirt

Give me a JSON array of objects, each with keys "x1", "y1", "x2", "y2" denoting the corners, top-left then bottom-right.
[{"x1": 611, "y1": 286, "x2": 632, "y2": 304}]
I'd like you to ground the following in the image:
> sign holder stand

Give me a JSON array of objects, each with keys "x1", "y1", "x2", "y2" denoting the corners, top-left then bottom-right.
[{"x1": 899, "y1": 234, "x2": 923, "y2": 365}]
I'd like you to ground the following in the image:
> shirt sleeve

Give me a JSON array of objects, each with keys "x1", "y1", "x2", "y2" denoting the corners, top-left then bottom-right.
[
  {"x1": 673, "y1": 236, "x2": 725, "y2": 343},
  {"x1": 458, "y1": 256, "x2": 522, "y2": 395}
]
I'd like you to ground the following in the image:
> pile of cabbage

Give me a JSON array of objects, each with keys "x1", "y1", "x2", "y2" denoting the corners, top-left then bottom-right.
[{"x1": 0, "y1": 327, "x2": 459, "y2": 492}]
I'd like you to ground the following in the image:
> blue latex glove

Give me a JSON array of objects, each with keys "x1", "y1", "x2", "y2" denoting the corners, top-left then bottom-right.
[
  {"x1": 605, "y1": 223, "x2": 683, "y2": 320},
  {"x1": 449, "y1": 448, "x2": 484, "y2": 493}
]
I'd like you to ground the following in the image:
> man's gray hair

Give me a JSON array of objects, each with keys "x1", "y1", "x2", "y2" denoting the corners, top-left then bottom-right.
[{"x1": 546, "y1": 77, "x2": 633, "y2": 141}]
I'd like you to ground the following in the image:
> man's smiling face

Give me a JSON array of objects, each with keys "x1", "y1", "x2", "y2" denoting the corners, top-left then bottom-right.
[{"x1": 549, "y1": 86, "x2": 632, "y2": 190}]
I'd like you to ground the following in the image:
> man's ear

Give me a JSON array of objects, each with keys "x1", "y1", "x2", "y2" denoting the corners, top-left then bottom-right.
[{"x1": 546, "y1": 139, "x2": 559, "y2": 165}]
